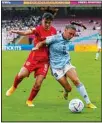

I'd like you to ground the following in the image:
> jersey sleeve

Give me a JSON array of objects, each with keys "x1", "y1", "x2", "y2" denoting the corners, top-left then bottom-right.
[
  {"x1": 46, "y1": 35, "x2": 56, "y2": 45},
  {"x1": 32, "y1": 26, "x2": 40, "y2": 36}
]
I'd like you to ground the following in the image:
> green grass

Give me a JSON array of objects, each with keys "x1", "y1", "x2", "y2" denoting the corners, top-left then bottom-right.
[{"x1": 2, "y1": 51, "x2": 101, "y2": 122}]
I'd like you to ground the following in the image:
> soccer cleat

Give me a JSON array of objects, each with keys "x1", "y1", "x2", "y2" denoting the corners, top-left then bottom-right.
[
  {"x1": 26, "y1": 100, "x2": 35, "y2": 107},
  {"x1": 6, "y1": 86, "x2": 16, "y2": 96},
  {"x1": 86, "y1": 103, "x2": 97, "y2": 109}
]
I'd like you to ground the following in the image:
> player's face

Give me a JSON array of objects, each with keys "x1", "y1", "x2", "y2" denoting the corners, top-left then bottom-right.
[
  {"x1": 65, "y1": 28, "x2": 76, "y2": 40},
  {"x1": 42, "y1": 19, "x2": 52, "y2": 30}
]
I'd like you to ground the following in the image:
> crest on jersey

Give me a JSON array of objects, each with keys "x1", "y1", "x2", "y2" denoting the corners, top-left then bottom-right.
[{"x1": 26, "y1": 61, "x2": 30, "y2": 66}]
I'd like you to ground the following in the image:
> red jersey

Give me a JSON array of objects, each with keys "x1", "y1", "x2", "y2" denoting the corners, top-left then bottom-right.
[{"x1": 32, "y1": 25, "x2": 56, "y2": 61}]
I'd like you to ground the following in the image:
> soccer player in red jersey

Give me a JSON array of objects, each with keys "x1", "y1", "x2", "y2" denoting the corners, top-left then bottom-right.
[{"x1": 6, "y1": 13, "x2": 57, "y2": 107}]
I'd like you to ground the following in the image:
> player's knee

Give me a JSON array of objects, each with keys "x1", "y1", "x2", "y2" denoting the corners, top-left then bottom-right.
[
  {"x1": 17, "y1": 73, "x2": 24, "y2": 79},
  {"x1": 18, "y1": 72, "x2": 28, "y2": 79},
  {"x1": 18, "y1": 71, "x2": 29, "y2": 78},
  {"x1": 18, "y1": 67, "x2": 30, "y2": 78},
  {"x1": 34, "y1": 82, "x2": 42, "y2": 90}
]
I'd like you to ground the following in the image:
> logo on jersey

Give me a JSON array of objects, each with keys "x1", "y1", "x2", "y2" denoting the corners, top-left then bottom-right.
[{"x1": 26, "y1": 61, "x2": 30, "y2": 66}]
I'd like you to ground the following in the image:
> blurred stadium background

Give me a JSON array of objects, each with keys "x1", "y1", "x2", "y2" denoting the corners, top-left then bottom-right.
[{"x1": 1, "y1": 0, "x2": 102, "y2": 51}]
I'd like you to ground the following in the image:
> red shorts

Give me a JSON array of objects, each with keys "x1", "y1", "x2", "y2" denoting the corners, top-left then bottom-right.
[{"x1": 23, "y1": 51, "x2": 49, "y2": 78}]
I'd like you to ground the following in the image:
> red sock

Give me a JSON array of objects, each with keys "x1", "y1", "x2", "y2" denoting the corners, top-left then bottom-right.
[
  {"x1": 13, "y1": 74, "x2": 23, "y2": 88},
  {"x1": 28, "y1": 87, "x2": 40, "y2": 101}
]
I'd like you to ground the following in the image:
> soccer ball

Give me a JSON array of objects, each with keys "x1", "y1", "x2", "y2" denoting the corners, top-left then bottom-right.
[{"x1": 69, "y1": 98, "x2": 84, "y2": 113}]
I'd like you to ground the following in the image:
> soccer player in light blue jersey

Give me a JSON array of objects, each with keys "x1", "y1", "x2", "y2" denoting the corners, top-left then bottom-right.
[
  {"x1": 95, "y1": 27, "x2": 102, "y2": 60},
  {"x1": 33, "y1": 25, "x2": 97, "y2": 109}
]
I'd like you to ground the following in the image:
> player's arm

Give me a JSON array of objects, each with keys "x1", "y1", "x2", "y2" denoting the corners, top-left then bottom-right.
[
  {"x1": 32, "y1": 40, "x2": 46, "y2": 50},
  {"x1": 32, "y1": 35, "x2": 56, "y2": 50},
  {"x1": 10, "y1": 28, "x2": 36, "y2": 36}
]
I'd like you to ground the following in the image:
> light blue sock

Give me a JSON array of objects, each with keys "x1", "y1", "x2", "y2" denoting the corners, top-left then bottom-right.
[
  {"x1": 95, "y1": 52, "x2": 99, "y2": 59},
  {"x1": 76, "y1": 83, "x2": 91, "y2": 104}
]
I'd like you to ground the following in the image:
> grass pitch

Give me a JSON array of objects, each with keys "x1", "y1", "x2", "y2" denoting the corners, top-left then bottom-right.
[{"x1": 2, "y1": 51, "x2": 101, "y2": 122}]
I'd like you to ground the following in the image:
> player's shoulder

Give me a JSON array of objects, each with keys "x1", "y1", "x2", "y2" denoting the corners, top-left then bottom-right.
[
  {"x1": 56, "y1": 33, "x2": 62, "y2": 38},
  {"x1": 53, "y1": 33, "x2": 62, "y2": 40},
  {"x1": 47, "y1": 33, "x2": 60, "y2": 39},
  {"x1": 35, "y1": 25, "x2": 41, "y2": 30}
]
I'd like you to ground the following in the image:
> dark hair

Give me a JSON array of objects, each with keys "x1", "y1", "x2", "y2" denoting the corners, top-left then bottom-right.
[
  {"x1": 65, "y1": 25, "x2": 76, "y2": 31},
  {"x1": 42, "y1": 12, "x2": 54, "y2": 21}
]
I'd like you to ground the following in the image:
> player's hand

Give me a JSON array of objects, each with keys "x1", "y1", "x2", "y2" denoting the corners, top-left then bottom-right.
[
  {"x1": 36, "y1": 42, "x2": 43, "y2": 48},
  {"x1": 32, "y1": 42, "x2": 44, "y2": 51},
  {"x1": 9, "y1": 30, "x2": 13, "y2": 35},
  {"x1": 32, "y1": 47, "x2": 39, "y2": 51},
  {"x1": 10, "y1": 30, "x2": 18, "y2": 33},
  {"x1": 32, "y1": 43, "x2": 41, "y2": 51}
]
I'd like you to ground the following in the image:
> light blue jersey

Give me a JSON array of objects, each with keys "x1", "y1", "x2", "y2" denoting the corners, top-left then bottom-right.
[{"x1": 46, "y1": 33, "x2": 71, "y2": 69}]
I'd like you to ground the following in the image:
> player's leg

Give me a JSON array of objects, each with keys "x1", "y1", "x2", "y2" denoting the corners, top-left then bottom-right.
[
  {"x1": 26, "y1": 75, "x2": 45, "y2": 107},
  {"x1": 95, "y1": 48, "x2": 101, "y2": 60},
  {"x1": 57, "y1": 76, "x2": 72, "y2": 100},
  {"x1": 66, "y1": 68, "x2": 97, "y2": 108},
  {"x1": 26, "y1": 63, "x2": 49, "y2": 107},
  {"x1": 6, "y1": 52, "x2": 33, "y2": 96},
  {"x1": 51, "y1": 67, "x2": 72, "y2": 100},
  {"x1": 6, "y1": 67, "x2": 30, "y2": 96},
  {"x1": 95, "y1": 42, "x2": 101, "y2": 60}
]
